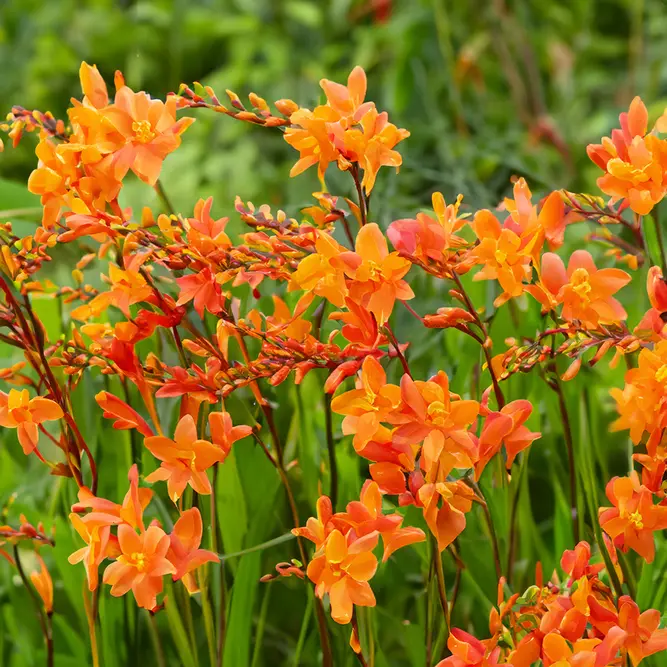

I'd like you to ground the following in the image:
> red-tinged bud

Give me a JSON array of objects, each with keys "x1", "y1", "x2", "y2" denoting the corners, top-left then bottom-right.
[
  {"x1": 275, "y1": 99, "x2": 299, "y2": 116},
  {"x1": 647, "y1": 265, "x2": 667, "y2": 311},
  {"x1": 225, "y1": 89, "x2": 244, "y2": 110},
  {"x1": 294, "y1": 361, "x2": 317, "y2": 384},
  {"x1": 269, "y1": 366, "x2": 291, "y2": 386},
  {"x1": 248, "y1": 93, "x2": 268, "y2": 111},
  {"x1": 423, "y1": 307, "x2": 474, "y2": 328},
  {"x1": 324, "y1": 360, "x2": 361, "y2": 393},
  {"x1": 561, "y1": 357, "x2": 582, "y2": 381},
  {"x1": 264, "y1": 117, "x2": 289, "y2": 128}
]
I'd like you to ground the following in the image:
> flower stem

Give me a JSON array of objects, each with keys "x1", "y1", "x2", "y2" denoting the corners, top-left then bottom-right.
[
  {"x1": 432, "y1": 538, "x2": 450, "y2": 639},
  {"x1": 464, "y1": 479, "x2": 503, "y2": 580},
  {"x1": 155, "y1": 178, "x2": 175, "y2": 216},
  {"x1": 546, "y1": 373, "x2": 580, "y2": 543},
  {"x1": 350, "y1": 165, "x2": 367, "y2": 227},
  {"x1": 652, "y1": 206, "x2": 667, "y2": 274},
  {"x1": 324, "y1": 394, "x2": 338, "y2": 511},
  {"x1": 13, "y1": 545, "x2": 52, "y2": 667},
  {"x1": 450, "y1": 272, "x2": 505, "y2": 409}
]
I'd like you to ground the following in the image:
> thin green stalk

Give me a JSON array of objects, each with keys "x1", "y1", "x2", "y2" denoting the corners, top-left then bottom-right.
[
  {"x1": 652, "y1": 206, "x2": 667, "y2": 275},
  {"x1": 548, "y1": 374, "x2": 580, "y2": 543},
  {"x1": 465, "y1": 479, "x2": 503, "y2": 580},
  {"x1": 155, "y1": 178, "x2": 175, "y2": 215},
  {"x1": 200, "y1": 567, "x2": 217, "y2": 667},
  {"x1": 350, "y1": 165, "x2": 367, "y2": 227},
  {"x1": 13, "y1": 546, "x2": 52, "y2": 667},
  {"x1": 432, "y1": 538, "x2": 450, "y2": 640},
  {"x1": 147, "y1": 612, "x2": 167, "y2": 667},
  {"x1": 250, "y1": 584, "x2": 272, "y2": 667},
  {"x1": 292, "y1": 594, "x2": 313, "y2": 667},
  {"x1": 324, "y1": 394, "x2": 338, "y2": 511}
]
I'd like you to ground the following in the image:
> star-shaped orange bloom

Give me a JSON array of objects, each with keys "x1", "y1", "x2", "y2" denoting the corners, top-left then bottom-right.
[
  {"x1": 75, "y1": 62, "x2": 195, "y2": 186},
  {"x1": 339, "y1": 223, "x2": 414, "y2": 324},
  {"x1": 611, "y1": 340, "x2": 667, "y2": 447},
  {"x1": 598, "y1": 473, "x2": 667, "y2": 563},
  {"x1": 529, "y1": 250, "x2": 630, "y2": 328},
  {"x1": 144, "y1": 415, "x2": 224, "y2": 501},
  {"x1": 470, "y1": 209, "x2": 534, "y2": 304},
  {"x1": 103, "y1": 524, "x2": 176, "y2": 610},
  {"x1": 166, "y1": 508, "x2": 219, "y2": 593},
  {"x1": 290, "y1": 231, "x2": 348, "y2": 307},
  {"x1": 305, "y1": 528, "x2": 378, "y2": 624},
  {"x1": 388, "y1": 192, "x2": 468, "y2": 263},
  {"x1": 587, "y1": 96, "x2": 667, "y2": 215},
  {"x1": 0, "y1": 389, "x2": 63, "y2": 455},
  {"x1": 331, "y1": 356, "x2": 401, "y2": 452},
  {"x1": 391, "y1": 371, "x2": 479, "y2": 479}
]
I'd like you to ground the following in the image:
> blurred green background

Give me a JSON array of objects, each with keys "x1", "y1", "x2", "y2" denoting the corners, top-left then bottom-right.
[{"x1": 0, "y1": 1, "x2": 666, "y2": 666}]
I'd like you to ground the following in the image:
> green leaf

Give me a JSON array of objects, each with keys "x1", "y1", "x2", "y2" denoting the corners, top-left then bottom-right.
[{"x1": 222, "y1": 552, "x2": 261, "y2": 667}]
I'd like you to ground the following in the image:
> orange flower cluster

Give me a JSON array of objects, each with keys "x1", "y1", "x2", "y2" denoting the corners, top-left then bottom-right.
[
  {"x1": 0, "y1": 61, "x2": 665, "y2": 666},
  {"x1": 293, "y1": 482, "x2": 425, "y2": 625},
  {"x1": 25, "y1": 63, "x2": 193, "y2": 230},
  {"x1": 331, "y1": 357, "x2": 540, "y2": 551},
  {"x1": 588, "y1": 97, "x2": 667, "y2": 215},
  {"x1": 437, "y1": 541, "x2": 667, "y2": 667},
  {"x1": 69, "y1": 465, "x2": 218, "y2": 608},
  {"x1": 284, "y1": 67, "x2": 409, "y2": 193}
]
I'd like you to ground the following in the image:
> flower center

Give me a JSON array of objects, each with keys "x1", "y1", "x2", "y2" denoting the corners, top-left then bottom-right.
[
  {"x1": 570, "y1": 268, "x2": 592, "y2": 302},
  {"x1": 427, "y1": 401, "x2": 447, "y2": 426},
  {"x1": 628, "y1": 511, "x2": 643, "y2": 530},
  {"x1": 132, "y1": 552, "x2": 147, "y2": 571},
  {"x1": 132, "y1": 120, "x2": 156, "y2": 144},
  {"x1": 494, "y1": 249, "x2": 507, "y2": 265},
  {"x1": 366, "y1": 261, "x2": 383, "y2": 281},
  {"x1": 655, "y1": 364, "x2": 667, "y2": 384}
]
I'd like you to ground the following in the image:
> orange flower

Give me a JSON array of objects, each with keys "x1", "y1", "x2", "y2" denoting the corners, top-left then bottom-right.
[
  {"x1": 290, "y1": 231, "x2": 348, "y2": 307},
  {"x1": 75, "y1": 62, "x2": 195, "y2": 186},
  {"x1": 435, "y1": 628, "x2": 502, "y2": 666},
  {"x1": 144, "y1": 415, "x2": 223, "y2": 501},
  {"x1": 647, "y1": 265, "x2": 667, "y2": 312},
  {"x1": 331, "y1": 356, "x2": 401, "y2": 452},
  {"x1": 560, "y1": 541, "x2": 604, "y2": 586},
  {"x1": 0, "y1": 389, "x2": 63, "y2": 455},
  {"x1": 610, "y1": 596, "x2": 667, "y2": 665},
  {"x1": 541, "y1": 630, "x2": 625, "y2": 667},
  {"x1": 392, "y1": 371, "x2": 479, "y2": 478},
  {"x1": 185, "y1": 197, "x2": 231, "y2": 256},
  {"x1": 294, "y1": 487, "x2": 424, "y2": 624},
  {"x1": 470, "y1": 209, "x2": 534, "y2": 304},
  {"x1": 30, "y1": 552, "x2": 54, "y2": 614},
  {"x1": 611, "y1": 340, "x2": 667, "y2": 447},
  {"x1": 335, "y1": 481, "x2": 425, "y2": 561},
  {"x1": 598, "y1": 474, "x2": 667, "y2": 563},
  {"x1": 418, "y1": 480, "x2": 476, "y2": 551},
  {"x1": 166, "y1": 508, "x2": 219, "y2": 594},
  {"x1": 476, "y1": 399, "x2": 540, "y2": 478},
  {"x1": 388, "y1": 192, "x2": 468, "y2": 262},
  {"x1": 175, "y1": 267, "x2": 224, "y2": 318},
  {"x1": 337, "y1": 223, "x2": 414, "y2": 324},
  {"x1": 587, "y1": 96, "x2": 667, "y2": 215},
  {"x1": 529, "y1": 250, "x2": 630, "y2": 328},
  {"x1": 503, "y1": 178, "x2": 568, "y2": 251},
  {"x1": 95, "y1": 390, "x2": 154, "y2": 437},
  {"x1": 103, "y1": 524, "x2": 175, "y2": 609},
  {"x1": 283, "y1": 66, "x2": 408, "y2": 193},
  {"x1": 305, "y1": 528, "x2": 378, "y2": 624},
  {"x1": 208, "y1": 411, "x2": 253, "y2": 463},
  {"x1": 68, "y1": 515, "x2": 115, "y2": 591}
]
